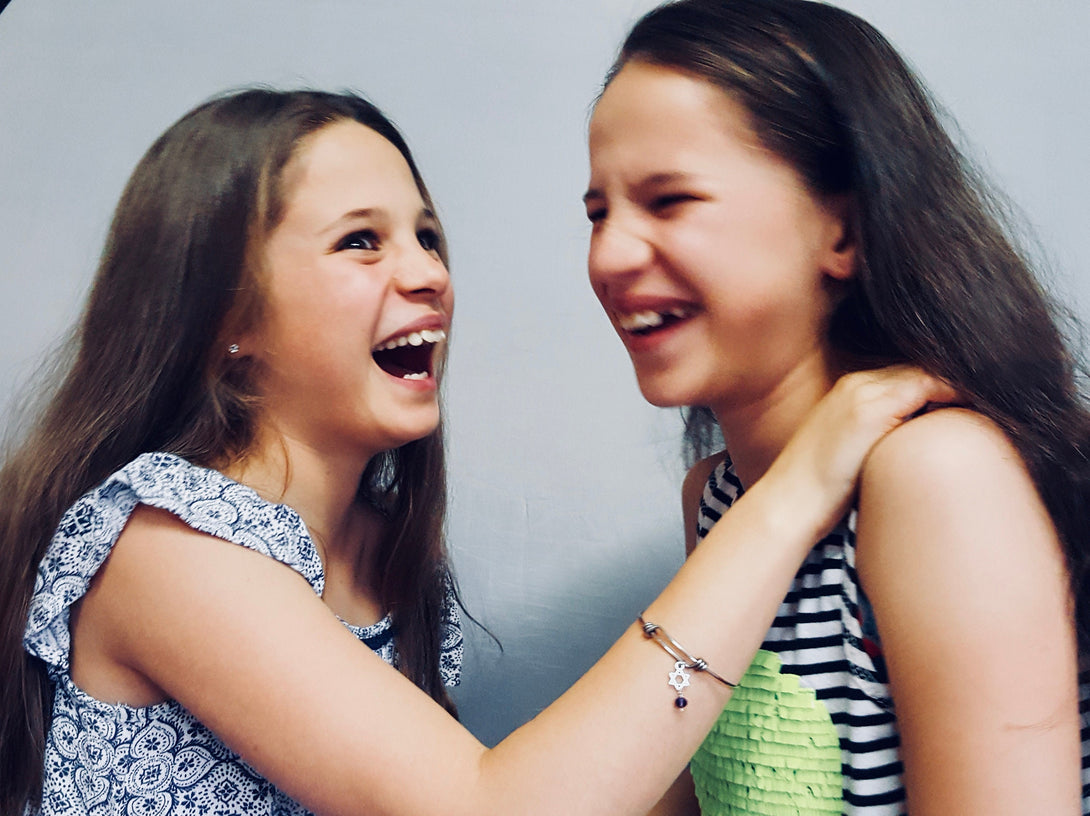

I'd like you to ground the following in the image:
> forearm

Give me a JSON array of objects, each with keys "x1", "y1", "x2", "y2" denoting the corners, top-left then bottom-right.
[
  {"x1": 646, "y1": 770, "x2": 700, "y2": 816},
  {"x1": 475, "y1": 475, "x2": 818, "y2": 814}
]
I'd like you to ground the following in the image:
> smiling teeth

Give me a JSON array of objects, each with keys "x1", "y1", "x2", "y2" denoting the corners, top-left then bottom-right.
[
  {"x1": 617, "y1": 308, "x2": 690, "y2": 332},
  {"x1": 402, "y1": 371, "x2": 428, "y2": 380},
  {"x1": 377, "y1": 328, "x2": 446, "y2": 351}
]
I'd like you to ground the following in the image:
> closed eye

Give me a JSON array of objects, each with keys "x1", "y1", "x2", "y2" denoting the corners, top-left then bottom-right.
[
  {"x1": 585, "y1": 206, "x2": 607, "y2": 224},
  {"x1": 334, "y1": 229, "x2": 380, "y2": 252},
  {"x1": 651, "y1": 193, "x2": 698, "y2": 213}
]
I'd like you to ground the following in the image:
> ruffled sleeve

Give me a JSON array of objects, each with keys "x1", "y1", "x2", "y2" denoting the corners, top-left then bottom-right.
[{"x1": 24, "y1": 452, "x2": 324, "y2": 672}]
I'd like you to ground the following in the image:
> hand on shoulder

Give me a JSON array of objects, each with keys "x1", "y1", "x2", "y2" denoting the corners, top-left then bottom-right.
[{"x1": 756, "y1": 366, "x2": 959, "y2": 545}]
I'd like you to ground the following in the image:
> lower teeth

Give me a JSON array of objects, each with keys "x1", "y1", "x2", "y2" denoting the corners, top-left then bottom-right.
[{"x1": 402, "y1": 371, "x2": 427, "y2": 380}]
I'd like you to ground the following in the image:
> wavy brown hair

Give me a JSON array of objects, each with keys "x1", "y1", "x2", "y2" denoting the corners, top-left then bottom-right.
[
  {"x1": 608, "y1": 0, "x2": 1090, "y2": 654},
  {"x1": 0, "y1": 89, "x2": 458, "y2": 814}
]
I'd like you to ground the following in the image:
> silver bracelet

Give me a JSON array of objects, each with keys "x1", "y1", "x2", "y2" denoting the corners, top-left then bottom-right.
[{"x1": 638, "y1": 614, "x2": 737, "y2": 710}]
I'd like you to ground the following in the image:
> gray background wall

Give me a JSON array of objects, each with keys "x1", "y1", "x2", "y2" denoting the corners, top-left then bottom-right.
[{"x1": 1, "y1": 1, "x2": 1087, "y2": 746}]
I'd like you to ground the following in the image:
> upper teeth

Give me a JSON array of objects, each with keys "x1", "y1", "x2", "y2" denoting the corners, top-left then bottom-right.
[
  {"x1": 377, "y1": 328, "x2": 447, "y2": 351},
  {"x1": 617, "y1": 308, "x2": 689, "y2": 332}
]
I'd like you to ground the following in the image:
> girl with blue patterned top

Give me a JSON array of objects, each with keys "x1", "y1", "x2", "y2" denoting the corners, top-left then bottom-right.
[
  {"x1": 0, "y1": 88, "x2": 954, "y2": 816},
  {"x1": 584, "y1": 1, "x2": 1089, "y2": 813}
]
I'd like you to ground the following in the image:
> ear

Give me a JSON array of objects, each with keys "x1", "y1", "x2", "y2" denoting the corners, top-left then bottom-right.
[
  {"x1": 217, "y1": 325, "x2": 259, "y2": 366},
  {"x1": 820, "y1": 193, "x2": 857, "y2": 282},
  {"x1": 224, "y1": 328, "x2": 261, "y2": 361},
  {"x1": 218, "y1": 293, "x2": 265, "y2": 363}
]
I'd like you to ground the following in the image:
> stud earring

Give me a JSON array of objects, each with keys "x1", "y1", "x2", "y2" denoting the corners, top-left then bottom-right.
[{"x1": 227, "y1": 343, "x2": 240, "y2": 355}]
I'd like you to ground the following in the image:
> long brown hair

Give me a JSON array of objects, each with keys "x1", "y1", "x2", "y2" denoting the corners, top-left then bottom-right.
[
  {"x1": 0, "y1": 89, "x2": 458, "y2": 814},
  {"x1": 610, "y1": 0, "x2": 1090, "y2": 656}
]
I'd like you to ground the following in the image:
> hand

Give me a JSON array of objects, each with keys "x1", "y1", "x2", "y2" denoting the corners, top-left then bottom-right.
[{"x1": 759, "y1": 366, "x2": 960, "y2": 540}]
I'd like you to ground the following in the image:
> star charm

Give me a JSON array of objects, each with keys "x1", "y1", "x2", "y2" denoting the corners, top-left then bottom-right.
[{"x1": 668, "y1": 661, "x2": 691, "y2": 692}]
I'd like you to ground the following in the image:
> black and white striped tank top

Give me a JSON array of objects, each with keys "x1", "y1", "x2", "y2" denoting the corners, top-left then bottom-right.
[{"x1": 691, "y1": 459, "x2": 905, "y2": 814}]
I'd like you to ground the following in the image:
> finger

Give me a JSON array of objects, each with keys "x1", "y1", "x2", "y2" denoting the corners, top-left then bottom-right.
[
  {"x1": 889, "y1": 372, "x2": 962, "y2": 419},
  {"x1": 851, "y1": 366, "x2": 962, "y2": 419}
]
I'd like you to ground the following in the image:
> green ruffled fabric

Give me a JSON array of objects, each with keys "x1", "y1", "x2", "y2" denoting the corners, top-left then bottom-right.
[{"x1": 690, "y1": 649, "x2": 842, "y2": 815}]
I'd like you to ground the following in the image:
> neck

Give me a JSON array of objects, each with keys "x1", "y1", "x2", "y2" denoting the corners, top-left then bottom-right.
[
  {"x1": 225, "y1": 422, "x2": 373, "y2": 565},
  {"x1": 225, "y1": 418, "x2": 390, "y2": 628},
  {"x1": 712, "y1": 351, "x2": 839, "y2": 489}
]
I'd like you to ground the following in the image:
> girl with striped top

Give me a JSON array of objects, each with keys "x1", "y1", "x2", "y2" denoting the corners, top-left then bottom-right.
[{"x1": 584, "y1": 1, "x2": 1089, "y2": 813}]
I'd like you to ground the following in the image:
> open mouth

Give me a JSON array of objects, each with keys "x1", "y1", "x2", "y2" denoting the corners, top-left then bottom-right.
[
  {"x1": 617, "y1": 307, "x2": 693, "y2": 336},
  {"x1": 372, "y1": 328, "x2": 446, "y2": 380}
]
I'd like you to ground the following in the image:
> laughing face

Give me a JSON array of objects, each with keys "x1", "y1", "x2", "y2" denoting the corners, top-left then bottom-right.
[
  {"x1": 243, "y1": 119, "x2": 452, "y2": 461},
  {"x1": 585, "y1": 62, "x2": 854, "y2": 423}
]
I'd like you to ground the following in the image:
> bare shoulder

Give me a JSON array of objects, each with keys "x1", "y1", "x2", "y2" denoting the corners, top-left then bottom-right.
[
  {"x1": 682, "y1": 451, "x2": 728, "y2": 556},
  {"x1": 862, "y1": 406, "x2": 1024, "y2": 490},
  {"x1": 83, "y1": 502, "x2": 238, "y2": 613},
  {"x1": 855, "y1": 405, "x2": 1068, "y2": 664},
  {"x1": 854, "y1": 415, "x2": 1080, "y2": 812},
  {"x1": 122, "y1": 501, "x2": 216, "y2": 543},
  {"x1": 857, "y1": 407, "x2": 1057, "y2": 566},
  {"x1": 73, "y1": 503, "x2": 301, "y2": 705},
  {"x1": 79, "y1": 502, "x2": 318, "y2": 684}
]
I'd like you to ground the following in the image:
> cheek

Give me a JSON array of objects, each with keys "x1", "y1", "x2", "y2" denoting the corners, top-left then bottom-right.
[
  {"x1": 264, "y1": 280, "x2": 384, "y2": 362},
  {"x1": 708, "y1": 290, "x2": 832, "y2": 380},
  {"x1": 693, "y1": 228, "x2": 827, "y2": 326},
  {"x1": 693, "y1": 221, "x2": 830, "y2": 318},
  {"x1": 586, "y1": 232, "x2": 606, "y2": 284}
]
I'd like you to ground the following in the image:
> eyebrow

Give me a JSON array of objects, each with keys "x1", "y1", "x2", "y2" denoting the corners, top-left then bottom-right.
[
  {"x1": 321, "y1": 208, "x2": 378, "y2": 235},
  {"x1": 321, "y1": 206, "x2": 438, "y2": 235},
  {"x1": 583, "y1": 172, "x2": 695, "y2": 205}
]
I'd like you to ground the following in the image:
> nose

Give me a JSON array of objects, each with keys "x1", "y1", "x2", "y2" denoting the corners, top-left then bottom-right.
[
  {"x1": 587, "y1": 218, "x2": 654, "y2": 294},
  {"x1": 395, "y1": 241, "x2": 450, "y2": 300}
]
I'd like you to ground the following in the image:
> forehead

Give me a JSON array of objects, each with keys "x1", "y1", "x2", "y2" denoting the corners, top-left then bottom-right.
[
  {"x1": 589, "y1": 61, "x2": 762, "y2": 173},
  {"x1": 280, "y1": 119, "x2": 423, "y2": 221}
]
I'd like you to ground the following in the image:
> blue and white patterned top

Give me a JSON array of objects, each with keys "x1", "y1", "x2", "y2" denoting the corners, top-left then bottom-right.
[{"x1": 23, "y1": 452, "x2": 463, "y2": 816}]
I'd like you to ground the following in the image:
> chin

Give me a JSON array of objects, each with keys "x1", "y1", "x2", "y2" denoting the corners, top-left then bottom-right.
[
  {"x1": 397, "y1": 424, "x2": 441, "y2": 448},
  {"x1": 399, "y1": 416, "x2": 443, "y2": 446},
  {"x1": 632, "y1": 368, "x2": 706, "y2": 407},
  {"x1": 635, "y1": 378, "x2": 693, "y2": 409},
  {"x1": 369, "y1": 411, "x2": 441, "y2": 453}
]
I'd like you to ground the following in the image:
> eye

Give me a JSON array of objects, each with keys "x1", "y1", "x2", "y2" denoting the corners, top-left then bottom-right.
[
  {"x1": 585, "y1": 206, "x2": 607, "y2": 224},
  {"x1": 334, "y1": 229, "x2": 380, "y2": 252},
  {"x1": 417, "y1": 227, "x2": 441, "y2": 254},
  {"x1": 651, "y1": 193, "x2": 697, "y2": 214}
]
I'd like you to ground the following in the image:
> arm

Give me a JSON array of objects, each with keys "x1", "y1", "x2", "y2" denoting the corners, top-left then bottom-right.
[
  {"x1": 646, "y1": 768, "x2": 701, "y2": 816},
  {"x1": 644, "y1": 453, "x2": 727, "y2": 816},
  {"x1": 856, "y1": 408, "x2": 1081, "y2": 814},
  {"x1": 78, "y1": 368, "x2": 956, "y2": 816}
]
